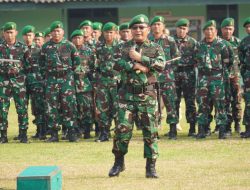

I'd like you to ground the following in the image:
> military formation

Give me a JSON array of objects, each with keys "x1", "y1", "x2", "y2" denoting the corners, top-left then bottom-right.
[{"x1": 0, "y1": 13, "x2": 250, "y2": 178}]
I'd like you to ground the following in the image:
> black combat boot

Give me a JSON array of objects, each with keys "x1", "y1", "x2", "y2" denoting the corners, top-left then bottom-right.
[
  {"x1": 0, "y1": 130, "x2": 8, "y2": 144},
  {"x1": 212, "y1": 125, "x2": 219, "y2": 134},
  {"x1": 218, "y1": 125, "x2": 227, "y2": 139},
  {"x1": 188, "y1": 122, "x2": 196, "y2": 137},
  {"x1": 241, "y1": 125, "x2": 250, "y2": 138},
  {"x1": 95, "y1": 127, "x2": 109, "y2": 142},
  {"x1": 68, "y1": 128, "x2": 79, "y2": 142},
  {"x1": 19, "y1": 129, "x2": 28, "y2": 143},
  {"x1": 145, "y1": 158, "x2": 158, "y2": 178},
  {"x1": 168, "y1": 124, "x2": 177, "y2": 140},
  {"x1": 32, "y1": 126, "x2": 40, "y2": 139},
  {"x1": 38, "y1": 124, "x2": 47, "y2": 140},
  {"x1": 225, "y1": 122, "x2": 232, "y2": 137},
  {"x1": 46, "y1": 129, "x2": 59, "y2": 142},
  {"x1": 108, "y1": 156, "x2": 125, "y2": 177},
  {"x1": 83, "y1": 124, "x2": 91, "y2": 139},
  {"x1": 61, "y1": 126, "x2": 68, "y2": 140},
  {"x1": 205, "y1": 124, "x2": 211, "y2": 137},
  {"x1": 196, "y1": 125, "x2": 206, "y2": 139},
  {"x1": 234, "y1": 121, "x2": 241, "y2": 134}
]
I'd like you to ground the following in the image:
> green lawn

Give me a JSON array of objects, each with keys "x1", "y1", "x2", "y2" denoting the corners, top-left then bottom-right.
[{"x1": 0, "y1": 101, "x2": 250, "y2": 190}]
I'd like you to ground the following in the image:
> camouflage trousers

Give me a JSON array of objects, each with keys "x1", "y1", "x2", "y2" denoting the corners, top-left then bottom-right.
[
  {"x1": 0, "y1": 75, "x2": 28, "y2": 130},
  {"x1": 76, "y1": 91, "x2": 94, "y2": 133},
  {"x1": 196, "y1": 76, "x2": 227, "y2": 126},
  {"x1": 160, "y1": 82, "x2": 178, "y2": 124},
  {"x1": 242, "y1": 71, "x2": 250, "y2": 126},
  {"x1": 112, "y1": 97, "x2": 159, "y2": 159},
  {"x1": 95, "y1": 83, "x2": 118, "y2": 129},
  {"x1": 174, "y1": 68, "x2": 196, "y2": 124},
  {"x1": 45, "y1": 77, "x2": 78, "y2": 130}
]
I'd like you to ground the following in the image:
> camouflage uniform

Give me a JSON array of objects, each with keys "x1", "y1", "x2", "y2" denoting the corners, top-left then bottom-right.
[{"x1": 112, "y1": 39, "x2": 165, "y2": 159}]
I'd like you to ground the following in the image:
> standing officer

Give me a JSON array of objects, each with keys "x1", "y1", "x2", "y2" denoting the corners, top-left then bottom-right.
[
  {"x1": 149, "y1": 16, "x2": 179, "y2": 139},
  {"x1": 0, "y1": 22, "x2": 29, "y2": 143},
  {"x1": 119, "y1": 22, "x2": 132, "y2": 42},
  {"x1": 34, "y1": 31, "x2": 45, "y2": 48},
  {"x1": 239, "y1": 17, "x2": 250, "y2": 138},
  {"x1": 195, "y1": 20, "x2": 233, "y2": 139},
  {"x1": 40, "y1": 21, "x2": 80, "y2": 142},
  {"x1": 173, "y1": 18, "x2": 198, "y2": 137},
  {"x1": 92, "y1": 22, "x2": 103, "y2": 43},
  {"x1": 109, "y1": 14, "x2": 165, "y2": 178},
  {"x1": 44, "y1": 27, "x2": 51, "y2": 43}
]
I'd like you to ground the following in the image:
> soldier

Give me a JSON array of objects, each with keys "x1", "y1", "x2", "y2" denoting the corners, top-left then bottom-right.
[
  {"x1": 40, "y1": 21, "x2": 79, "y2": 142},
  {"x1": 119, "y1": 22, "x2": 132, "y2": 42},
  {"x1": 221, "y1": 18, "x2": 242, "y2": 135},
  {"x1": 44, "y1": 27, "x2": 51, "y2": 43},
  {"x1": 239, "y1": 17, "x2": 250, "y2": 138},
  {"x1": 71, "y1": 29, "x2": 95, "y2": 139},
  {"x1": 95, "y1": 22, "x2": 120, "y2": 142},
  {"x1": 173, "y1": 18, "x2": 198, "y2": 137},
  {"x1": 22, "y1": 25, "x2": 46, "y2": 140},
  {"x1": 195, "y1": 20, "x2": 233, "y2": 139},
  {"x1": 92, "y1": 22, "x2": 103, "y2": 43},
  {"x1": 109, "y1": 14, "x2": 165, "y2": 178},
  {"x1": 34, "y1": 31, "x2": 45, "y2": 48},
  {"x1": 149, "y1": 16, "x2": 179, "y2": 139},
  {"x1": 0, "y1": 22, "x2": 29, "y2": 143}
]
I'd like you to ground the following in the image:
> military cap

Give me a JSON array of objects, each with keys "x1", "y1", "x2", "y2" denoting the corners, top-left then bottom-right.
[
  {"x1": 203, "y1": 20, "x2": 217, "y2": 30},
  {"x1": 119, "y1": 22, "x2": 130, "y2": 31},
  {"x1": 150, "y1": 16, "x2": 165, "y2": 26},
  {"x1": 22, "y1": 25, "x2": 35, "y2": 35},
  {"x1": 35, "y1": 31, "x2": 44, "y2": 38},
  {"x1": 79, "y1": 20, "x2": 93, "y2": 28},
  {"x1": 243, "y1": 17, "x2": 250, "y2": 27},
  {"x1": 102, "y1": 22, "x2": 118, "y2": 31},
  {"x1": 221, "y1": 18, "x2": 234, "y2": 28},
  {"x1": 70, "y1": 29, "x2": 84, "y2": 39},
  {"x1": 175, "y1": 18, "x2": 190, "y2": 27},
  {"x1": 129, "y1": 14, "x2": 149, "y2": 28},
  {"x1": 93, "y1": 22, "x2": 103, "y2": 30},
  {"x1": 50, "y1": 21, "x2": 64, "y2": 31},
  {"x1": 44, "y1": 27, "x2": 51, "y2": 36},
  {"x1": 3, "y1": 22, "x2": 17, "y2": 31}
]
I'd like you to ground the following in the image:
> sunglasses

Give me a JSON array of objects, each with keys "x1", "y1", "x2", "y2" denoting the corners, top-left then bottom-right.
[{"x1": 131, "y1": 25, "x2": 148, "y2": 30}]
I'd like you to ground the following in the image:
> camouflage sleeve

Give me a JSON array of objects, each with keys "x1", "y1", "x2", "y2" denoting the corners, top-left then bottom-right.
[
  {"x1": 71, "y1": 45, "x2": 80, "y2": 70},
  {"x1": 169, "y1": 39, "x2": 180, "y2": 70},
  {"x1": 39, "y1": 45, "x2": 46, "y2": 79},
  {"x1": 238, "y1": 40, "x2": 245, "y2": 75},
  {"x1": 193, "y1": 39, "x2": 199, "y2": 67},
  {"x1": 222, "y1": 41, "x2": 234, "y2": 71}
]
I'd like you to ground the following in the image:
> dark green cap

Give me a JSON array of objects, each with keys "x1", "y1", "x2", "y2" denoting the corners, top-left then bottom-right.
[
  {"x1": 44, "y1": 27, "x2": 51, "y2": 37},
  {"x1": 102, "y1": 22, "x2": 118, "y2": 31},
  {"x1": 221, "y1": 18, "x2": 234, "y2": 28},
  {"x1": 22, "y1": 25, "x2": 35, "y2": 35},
  {"x1": 243, "y1": 17, "x2": 250, "y2": 27},
  {"x1": 35, "y1": 31, "x2": 44, "y2": 38},
  {"x1": 50, "y1": 21, "x2": 64, "y2": 31},
  {"x1": 3, "y1": 22, "x2": 17, "y2": 31},
  {"x1": 176, "y1": 18, "x2": 190, "y2": 27},
  {"x1": 93, "y1": 22, "x2": 103, "y2": 30},
  {"x1": 150, "y1": 16, "x2": 165, "y2": 26},
  {"x1": 119, "y1": 22, "x2": 130, "y2": 31},
  {"x1": 203, "y1": 20, "x2": 217, "y2": 30},
  {"x1": 70, "y1": 29, "x2": 84, "y2": 39},
  {"x1": 79, "y1": 20, "x2": 93, "y2": 28},
  {"x1": 129, "y1": 14, "x2": 149, "y2": 28}
]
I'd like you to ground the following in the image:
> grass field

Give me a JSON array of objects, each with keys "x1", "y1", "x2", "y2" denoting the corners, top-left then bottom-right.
[{"x1": 0, "y1": 101, "x2": 250, "y2": 190}]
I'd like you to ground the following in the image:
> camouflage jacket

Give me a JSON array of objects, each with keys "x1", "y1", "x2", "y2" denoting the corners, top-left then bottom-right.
[
  {"x1": 40, "y1": 39, "x2": 80, "y2": 83},
  {"x1": 196, "y1": 37, "x2": 233, "y2": 78},
  {"x1": 239, "y1": 34, "x2": 250, "y2": 75},
  {"x1": 173, "y1": 34, "x2": 198, "y2": 67},
  {"x1": 0, "y1": 40, "x2": 28, "y2": 77},
  {"x1": 114, "y1": 39, "x2": 165, "y2": 101},
  {"x1": 149, "y1": 34, "x2": 180, "y2": 83},
  {"x1": 74, "y1": 45, "x2": 95, "y2": 93}
]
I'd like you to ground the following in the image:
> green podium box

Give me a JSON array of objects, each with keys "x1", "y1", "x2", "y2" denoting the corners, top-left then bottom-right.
[{"x1": 17, "y1": 166, "x2": 62, "y2": 190}]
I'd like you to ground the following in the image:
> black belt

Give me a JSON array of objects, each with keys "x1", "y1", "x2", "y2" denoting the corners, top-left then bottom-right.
[
  {"x1": 124, "y1": 84, "x2": 156, "y2": 94},
  {"x1": 176, "y1": 65, "x2": 194, "y2": 72}
]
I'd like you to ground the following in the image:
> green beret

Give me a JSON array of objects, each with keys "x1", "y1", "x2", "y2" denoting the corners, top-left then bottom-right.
[
  {"x1": 3, "y1": 22, "x2": 17, "y2": 31},
  {"x1": 203, "y1": 20, "x2": 217, "y2": 30},
  {"x1": 93, "y1": 22, "x2": 103, "y2": 30},
  {"x1": 119, "y1": 22, "x2": 130, "y2": 31},
  {"x1": 176, "y1": 18, "x2": 190, "y2": 27},
  {"x1": 129, "y1": 14, "x2": 149, "y2": 28},
  {"x1": 35, "y1": 31, "x2": 44, "y2": 38},
  {"x1": 102, "y1": 22, "x2": 118, "y2": 31},
  {"x1": 50, "y1": 21, "x2": 64, "y2": 31},
  {"x1": 22, "y1": 25, "x2": 35, "y2": 35},
  {"x1": 243, "y1": 17, "x2": 250, "y2": 27},
  {"x1": 221, "y1": 18, "x2": 234, "y2": 28},
  {"x1": 70, "y1": 29, "x2": 84, "y2": 39},
  {"x1": 150, "y1": 16, "x2": 165, "y2": 26},
  {"x1": 44, "y1": 27, "x2": 51, "y2": 36},
  {"x1": 79, "y1": 20, "x2": 93, "y2": 28}
]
